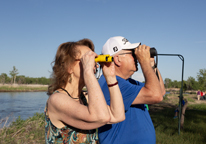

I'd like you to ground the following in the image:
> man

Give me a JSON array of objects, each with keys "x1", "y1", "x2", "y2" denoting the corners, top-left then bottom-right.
[{"x1": 98, "y1": 36, "x2": 165, "y2": 144}]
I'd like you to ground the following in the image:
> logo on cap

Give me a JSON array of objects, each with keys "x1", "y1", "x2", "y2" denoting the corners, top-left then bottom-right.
[
  {"x1": 113, "y1": 46, "x2": 118, "y2": 52},
  {"x1": 122, "y1": 38, "x2": 129, "y2": 45}
]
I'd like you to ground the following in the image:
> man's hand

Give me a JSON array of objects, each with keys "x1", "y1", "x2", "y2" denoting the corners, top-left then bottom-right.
[{"x1": 134, "y1": 45, "x2": 151, "y2": 65}]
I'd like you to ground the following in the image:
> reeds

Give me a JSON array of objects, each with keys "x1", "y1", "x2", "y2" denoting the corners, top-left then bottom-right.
[
  {"x1": 0, "y1": 113, "x2": 45, "y2": 144},
  {"x1": 0, "y1": 117, "x2": 9, "y2": 129},
  {"x1": 0, "y1": 114, "x2": 15, "y2": 129}
]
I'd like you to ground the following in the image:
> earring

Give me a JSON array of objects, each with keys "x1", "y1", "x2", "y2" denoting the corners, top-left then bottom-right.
[{"x1": 69, "y1": 75, "x2": 72, "y2": 83}]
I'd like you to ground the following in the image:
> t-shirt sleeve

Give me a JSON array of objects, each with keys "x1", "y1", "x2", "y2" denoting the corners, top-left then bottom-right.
[
  {"x1": 118, "y1": 78, "x2": 144, "y2": 111},
  {"x1": 99, "y1": 75, "x2": 144, "y2": 112}
]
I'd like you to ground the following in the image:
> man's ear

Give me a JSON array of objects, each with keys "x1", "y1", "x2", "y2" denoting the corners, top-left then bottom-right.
[{"x1": 113, "y1": 55, "x2": 121, "y2": 67}]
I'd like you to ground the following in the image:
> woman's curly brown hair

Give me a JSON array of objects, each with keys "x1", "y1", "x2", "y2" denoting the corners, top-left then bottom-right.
[{"x1": 47, "y1": 38, "x2": 95, "y2": 95}]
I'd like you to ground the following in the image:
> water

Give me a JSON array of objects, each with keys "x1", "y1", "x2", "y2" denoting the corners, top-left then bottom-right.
[{"x1": 0, "y1": 92, "x2": 48, "y2": 128}]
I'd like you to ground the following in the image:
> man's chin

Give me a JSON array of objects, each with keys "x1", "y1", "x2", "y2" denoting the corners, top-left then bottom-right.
[
  {"x1": 131, "y1": 68, "x2": 138, "y2": 74},
  {"x1": 134, "y1": 63, "x2": 138, "y2": 72},
  {"x1": 135, "y1": 67, "x2": 138, "y2": 72}
]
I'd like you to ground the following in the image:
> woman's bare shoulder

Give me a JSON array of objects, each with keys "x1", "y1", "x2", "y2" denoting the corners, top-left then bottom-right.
[{"x1": 48, "y1": 92, "x2": 70, "y2": 106}]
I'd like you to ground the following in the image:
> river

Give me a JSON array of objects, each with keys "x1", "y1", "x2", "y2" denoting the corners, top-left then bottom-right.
[
  {"x1": 0, "y1": 92, "x2": 48, "y2": 128},
  {"x1": 0, "y1": 91, "x2": 173, "y2": 128}
]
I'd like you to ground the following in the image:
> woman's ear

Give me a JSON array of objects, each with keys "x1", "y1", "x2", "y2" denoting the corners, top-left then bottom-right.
[
  {"x1": 67, "y1": 66, "x2": 73, "y2": 74},
  {"x1": 113, "y1": 55, "x2": 121, "y2": 67}
]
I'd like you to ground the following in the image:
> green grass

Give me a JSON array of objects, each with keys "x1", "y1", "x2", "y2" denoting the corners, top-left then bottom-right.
[
  {"x1": 163, "y1": 94, "x2": 169, "y2": 100},
  {"x1": 187, "y1": 98, "x2": 195, "y2": 102},
  {"x1": 151, "y1": 104, "x2": 206, "y2": 144},
  {"x1": 188, "y1": 103, "x2": 206, "y2": 110},
  {"x1": 0, "y1": 86, "x2": 47, "y2": 92},
  {"x1": 1, "y1": 104, "x2": 206, "y2": 143}
]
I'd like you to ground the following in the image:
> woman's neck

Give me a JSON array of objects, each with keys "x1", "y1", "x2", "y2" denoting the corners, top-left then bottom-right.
[{"x1": 64, "y1": 79, "x2": 84, "y2": 99}]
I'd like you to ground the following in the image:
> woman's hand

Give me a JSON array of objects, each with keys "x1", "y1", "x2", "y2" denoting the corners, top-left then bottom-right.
[
  {"x1": 81, "y1": 51, "x2": 98, "y2": 73},
  {"x1": 101, "y1": 62, "x2": 116, "y2": 84}
]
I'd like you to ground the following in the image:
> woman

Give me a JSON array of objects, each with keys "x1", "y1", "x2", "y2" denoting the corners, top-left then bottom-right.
[
  {"x1": 45, "y1": 39, "x2": 125, "y2": 143},
  {"x1": 197, "y1": 90, "x2": 200, "y2": 100}
]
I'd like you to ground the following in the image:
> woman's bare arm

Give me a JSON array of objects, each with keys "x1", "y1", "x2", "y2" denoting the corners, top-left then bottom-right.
[{"x1": 102, "y1": 62, "x2": 125, "y2": 124}]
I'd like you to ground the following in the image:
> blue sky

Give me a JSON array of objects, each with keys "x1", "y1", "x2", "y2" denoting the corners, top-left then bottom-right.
[{"x1": 1, "y1": 0, "x2": 206, "y2": 82}]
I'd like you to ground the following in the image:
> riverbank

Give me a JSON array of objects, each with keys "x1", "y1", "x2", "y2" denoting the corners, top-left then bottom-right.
[
  {"x1": 0, "y1": 84, "x2": 48, "y2": 92},
  {"x1": 0, "y1": 84, "x2": 88, "y2": 92}
]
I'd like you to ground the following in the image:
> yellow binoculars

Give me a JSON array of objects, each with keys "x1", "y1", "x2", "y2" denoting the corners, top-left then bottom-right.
[{"x1": 95, "y1": 55, "x2": 113, "y2": 62}]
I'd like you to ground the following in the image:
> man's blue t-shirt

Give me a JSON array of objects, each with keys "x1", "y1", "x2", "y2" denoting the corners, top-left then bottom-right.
[{"x1": 98, "y1": 75, "x2": 156, "y2": 144}]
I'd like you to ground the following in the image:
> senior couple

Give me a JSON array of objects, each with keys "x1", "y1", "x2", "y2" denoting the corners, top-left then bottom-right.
[{"x1": 44, "y1": 36, "x2": 165, "y2": 144}]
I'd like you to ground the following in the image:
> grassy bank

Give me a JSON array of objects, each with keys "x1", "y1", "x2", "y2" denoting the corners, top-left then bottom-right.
[
  {"x1": 0, "y1": 84, "x2": 87, "y2": 92},
  {"x1": 0, "y1": 113, "x2": 45, "y2": 144},
  {"x1": 0, "y1": 94, "x2": 206, "y2": 144},
  {"x1": 0, "y1": 85, "x2": 48, "y2": 92}
]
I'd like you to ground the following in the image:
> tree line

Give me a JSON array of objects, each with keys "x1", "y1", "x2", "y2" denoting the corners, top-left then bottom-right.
[
  {"x1": 164, "y1": 69, "x2": 206, "y2": 91},
  {"x1": 0, "y1": 66, "x2": 50, "y2": 85},
  {"x1": 0, "y1": 66, "x2": 206, "y2": 91}
]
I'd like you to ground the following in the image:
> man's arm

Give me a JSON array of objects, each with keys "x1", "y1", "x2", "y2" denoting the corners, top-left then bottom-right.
[
  {"x1": 132, "y1": 45, "x2": 165, "y2": 105},
  {"x1": 154, "y1": 68, "x2": 166, "y2": 96}
]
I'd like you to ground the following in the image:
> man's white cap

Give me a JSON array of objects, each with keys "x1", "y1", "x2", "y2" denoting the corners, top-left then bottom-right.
[{"x1": 101, "y1": 36, "x2": 141, "y2": 55}]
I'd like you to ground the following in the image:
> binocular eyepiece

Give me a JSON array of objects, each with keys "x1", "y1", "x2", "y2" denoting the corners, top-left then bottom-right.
[
  {"x1": 150, "y1": 47, "x2": 158, "y2": 57},
  {"x1": 95, "y1": 47, "x2": 158, "y2": 62}
]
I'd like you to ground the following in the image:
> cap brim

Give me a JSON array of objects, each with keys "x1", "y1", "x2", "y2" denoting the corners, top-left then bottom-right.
[{"x1": 122, "y1": 42, "x2": 141, "y2": 50}]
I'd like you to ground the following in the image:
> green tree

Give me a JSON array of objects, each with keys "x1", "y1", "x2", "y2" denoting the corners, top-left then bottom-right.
[
  {"x1": 164, "y1": 78, "x2": 172, "y2": 88},
  {"x1": 172, "y1": 80, "x2": 181, "y2": 88},
  {"x1": 9, "y1": 66, "x2": 19, "y2": 84},
  {"x1": 0, "y1": 73, "x2": 8, "y2": 84},
  {"x1": 186, "y1": 76, "x2": 198, "y2": 90},
  {"x1": 16, "y1": 75, "x2": 26, "y2": 84},
  {"x1": 197, "y1": 68, "x2": 206, "y2": 91},
  {"x1": 183, "y1": 80, "x2": 187, "y2": 92},
  {"x1": 25, "y1": 77, "x2": 30, "y2": 84},
  {"x1": 38, "y1": 77, "x2": 50, "y2": 85}
]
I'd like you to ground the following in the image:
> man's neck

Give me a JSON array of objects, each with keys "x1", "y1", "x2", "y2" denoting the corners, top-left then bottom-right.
[{"x1": 115, "y1": 69, "x2": 132, "y2": 80}]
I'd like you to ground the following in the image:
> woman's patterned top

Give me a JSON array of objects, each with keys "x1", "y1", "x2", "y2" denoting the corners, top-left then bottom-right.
[{"x1": 44, "y1": 91, "x2": 99, "y2": 144}]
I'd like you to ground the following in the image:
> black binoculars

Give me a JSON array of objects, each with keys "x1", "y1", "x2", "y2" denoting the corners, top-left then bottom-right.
[{"x1": 150, "y1": 47, "x2": 157, "y2": 57}]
